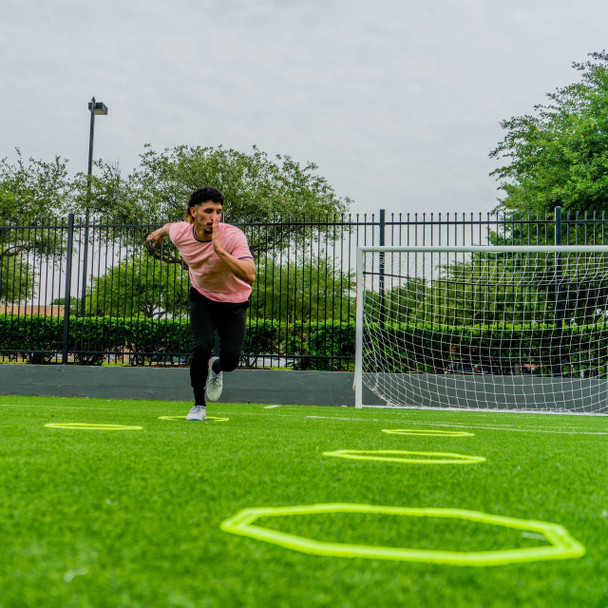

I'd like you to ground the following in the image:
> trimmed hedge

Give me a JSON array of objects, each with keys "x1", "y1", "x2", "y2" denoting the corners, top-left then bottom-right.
[
  {"x1": 367, "y1": 321, "x2": 608, "y2": 376},
  {"x1": 2, "y1": 315, "x2": 605, "y2": 374},
  {"x1": 0, "y1": 315, "x2": 355, "y2": 369}
]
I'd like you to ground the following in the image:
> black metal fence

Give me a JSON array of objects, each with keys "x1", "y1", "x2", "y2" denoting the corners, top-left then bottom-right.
[{"x1": 2, "y1": 207, "x2": 608, "y2": 369}]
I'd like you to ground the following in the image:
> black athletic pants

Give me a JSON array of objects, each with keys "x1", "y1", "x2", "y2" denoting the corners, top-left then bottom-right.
[{"x1": 189, "y1": 287, "x2": 249, "y2": 405}]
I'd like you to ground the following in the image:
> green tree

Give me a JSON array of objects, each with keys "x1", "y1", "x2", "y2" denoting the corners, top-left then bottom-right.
[
  {"x1": 251, "y1": 255, "x2": 354, "y2": 323},
  {"x1": 364, "y1": 278, "x2": 428, "y2": 325},
  {"x1": 426, "y1": 254, "x2": 549, "y2": 325},
  {"x1": 0, "y1": 257, "x2": 36, "y2": 304},
  {"x1": 122, "y1": 144, "x2": 350, "y2": 221},
  {"x1": 1, "y1": 144, "x2": 350, "y2": 227},
  {"x1": 482, "y1": 51, "x2": 608, "y2": 324},
  {"x1": 88, "y1": 256, "x2": 190, "y2": 319},
  {"x1": 490, "y1": 51, "x2": 608, "y2": 217},
  {"x1": 0, "y1": 150, "x2": 75, "y2": 222},
  {"x1": 0, "y1": 151, "x2": 76, "y2": 304}
]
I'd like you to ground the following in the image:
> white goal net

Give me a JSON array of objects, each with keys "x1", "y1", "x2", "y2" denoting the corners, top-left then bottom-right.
[{"x1": 355, "y1": 246, "x2": 608, "y2": 413}]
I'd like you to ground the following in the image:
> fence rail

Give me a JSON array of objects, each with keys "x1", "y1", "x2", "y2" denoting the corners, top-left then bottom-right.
[{"x1": 1, "y1": 206, "x2": 607, "y2": 369}]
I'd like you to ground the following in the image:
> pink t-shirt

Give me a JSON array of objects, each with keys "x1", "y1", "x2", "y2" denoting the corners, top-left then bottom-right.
[{"x1": 169, "y1": 221, "x2": 253, "y2": 303}]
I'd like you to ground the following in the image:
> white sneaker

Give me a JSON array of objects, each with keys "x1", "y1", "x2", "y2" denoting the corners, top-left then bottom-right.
[
  {"x1": 186, "y1": 405, "x2": 206, "y2": 421},
  {"x1": 205, "y1": 356, "x2": 223, "y2": 402}
]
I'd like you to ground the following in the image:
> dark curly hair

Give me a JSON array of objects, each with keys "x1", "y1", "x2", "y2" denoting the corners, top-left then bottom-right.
[{"x1": 184, "y1": 186, "x2": 224, "y2": 222}]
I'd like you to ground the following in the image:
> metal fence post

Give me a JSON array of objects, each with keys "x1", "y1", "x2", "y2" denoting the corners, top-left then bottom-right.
[
  {"x1": 61, "y1": 213, "x2": 74, "y2": 365},
  {"x1": 379, "y1": 209, "x2": 386, "y2": 329}
]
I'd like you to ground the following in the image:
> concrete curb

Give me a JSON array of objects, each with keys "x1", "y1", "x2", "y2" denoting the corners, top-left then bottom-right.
[{"x1": 0, "y1": 365, "x2": 382, "y2": 406}]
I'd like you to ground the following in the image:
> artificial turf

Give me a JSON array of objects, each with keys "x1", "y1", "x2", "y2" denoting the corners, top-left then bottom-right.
[{"x1": 0, "y1": 395, "x2": 606, "y2": 607}]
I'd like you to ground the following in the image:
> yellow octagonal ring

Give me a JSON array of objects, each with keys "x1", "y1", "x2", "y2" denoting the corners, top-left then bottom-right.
[
  {"x1": 323, "y1": 450, "x2": 485, "y2": 464},
  {"x1": 220, "y1": 503, "x2": 585, "y2": 566}
]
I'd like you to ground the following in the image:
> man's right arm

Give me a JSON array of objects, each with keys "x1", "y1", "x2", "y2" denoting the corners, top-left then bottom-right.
[{"x1": 146, "y1": 223, "x2": 173, "y2": 246}]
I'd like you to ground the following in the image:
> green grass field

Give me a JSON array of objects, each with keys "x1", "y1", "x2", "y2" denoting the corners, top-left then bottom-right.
[{"x1": 1, "y1": 395, "x2": 607, "y2": 607}]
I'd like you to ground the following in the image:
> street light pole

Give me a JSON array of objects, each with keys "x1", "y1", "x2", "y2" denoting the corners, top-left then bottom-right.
[
  {"x1": 80, "y1": 97, "x2": 108, "y2": 318},
  {"x1": 87, "y1": 99, "x2": 97, "y2": 181}
]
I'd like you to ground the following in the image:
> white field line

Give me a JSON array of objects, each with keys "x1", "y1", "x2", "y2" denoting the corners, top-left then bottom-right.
[
  {"x1": 0, "y1": 404, "x2": 124, "y2": 410},
  {"x1": 304, "y1": 415, "x2": 608, "y2": 436},
  {"x1": 220, "y1": 409, "x2": 608, "y2": 436},
  {"x1": 3, "y1": 403, "x2": 606, "y2": 435}
]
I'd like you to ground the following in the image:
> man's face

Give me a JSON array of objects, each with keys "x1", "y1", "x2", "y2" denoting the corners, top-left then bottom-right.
[{"x1": 190, "y1": 200, "x2": 223, "y2": 236}]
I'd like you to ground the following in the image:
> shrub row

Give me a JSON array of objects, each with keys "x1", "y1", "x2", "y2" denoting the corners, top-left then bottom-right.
[
  {"x1": 2, "y1": 315, "x2": 605, "y2": 373},
  {"x1": 0, "y1": 315, "x2": 355, "y2": 370},
  {"x1": 366, "y1": 322, "x2": 608, "y2": 375}
]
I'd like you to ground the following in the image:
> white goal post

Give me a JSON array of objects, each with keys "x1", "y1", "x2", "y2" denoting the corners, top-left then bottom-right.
[{"x1": 355, "y1": 245, "x2": 608, "y2": 414}]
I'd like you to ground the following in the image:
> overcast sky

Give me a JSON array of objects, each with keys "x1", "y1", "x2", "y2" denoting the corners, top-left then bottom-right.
[{"x1": 2, "y1": 0, "x2": 608, "y2": 217}]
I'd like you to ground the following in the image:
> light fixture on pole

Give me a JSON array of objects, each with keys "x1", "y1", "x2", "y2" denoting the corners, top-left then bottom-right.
[
  {"x1": 87, "y1": 98, "x2": 108, "y2": 181},
  {"x1": 81, "y1": 97, "x2": 108, "y2": 318}
]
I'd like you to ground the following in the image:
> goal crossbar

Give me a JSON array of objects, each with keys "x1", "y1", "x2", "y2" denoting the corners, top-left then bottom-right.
[{"x1": 357, "y1": 245, "x2": 608, "y2": 254}]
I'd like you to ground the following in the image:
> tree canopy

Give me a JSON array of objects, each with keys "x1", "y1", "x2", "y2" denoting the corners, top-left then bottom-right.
[
  {"x1": 0, "y1": 151, "x2": 74, "y2": 298},
  {"x1": 121, "y1": 145, "x2": 350, "y2": 222},
  {"x1": 0, "y1": 150, "x2": 74, "y2": 223},
  {"x1": 47, "y1": 144, "x2": 350, "y2": 225},
  {"x1": 490, "y1": 51, "x2": 608, "y2": 216},
  {"x1": 87, "y1": 258, "x2": 190, "y2": 319},
  {"x1": 0, "y1": 144, "x2": 351, "y2": 223}
]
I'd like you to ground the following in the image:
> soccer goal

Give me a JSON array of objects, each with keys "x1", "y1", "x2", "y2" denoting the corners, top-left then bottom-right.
[{"x1": 355, "y1": 245, "x2": 608, "y2": 414}]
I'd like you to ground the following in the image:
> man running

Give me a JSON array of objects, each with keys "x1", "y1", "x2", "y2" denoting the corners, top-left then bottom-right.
[{"x1": 146, "y1": 186, "x2": 255, "y2": 421}]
